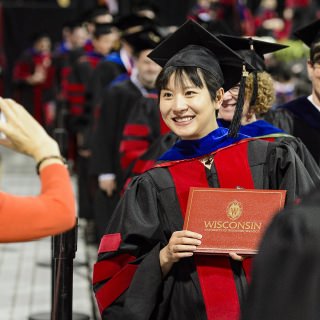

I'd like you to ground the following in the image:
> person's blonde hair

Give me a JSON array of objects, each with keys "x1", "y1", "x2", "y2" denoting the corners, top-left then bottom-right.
[{"x1": 245, "y1": 71, "x2": 275, "y2": 116}]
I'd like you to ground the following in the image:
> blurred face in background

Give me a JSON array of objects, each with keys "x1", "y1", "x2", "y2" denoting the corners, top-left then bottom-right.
[
  {"x1": 34, "y1": 37, "x2": 51, "y2": 54},
  {"x1": 85, "y1": 13, "x2": 113, "y2": 36},
  {"x1": 220, "y1": 84, "x2": 240, "y2": 122},
  {"x1": 94, "y1": 13, "x2": 113, "y2": 24},
  {"x1": 93, "y1": 30, "x2": 119, "y2": 56},
  {"x1": 308, "y1": 50, "x2": 320, "y2": 106},
  {"x1": 220, "y1": 72, "x2": 274, "y2": 125},
  {"x1": 69, "y1": 26, "x2": 88, "y2": 49},
  {"x1": 135, "y1": 49, "x2": 162, "y2": 88}
]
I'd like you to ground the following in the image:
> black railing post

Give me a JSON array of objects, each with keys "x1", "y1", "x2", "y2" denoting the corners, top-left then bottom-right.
[{"x1": 51, "y1": 222, "x2": 77, "y2": 320}]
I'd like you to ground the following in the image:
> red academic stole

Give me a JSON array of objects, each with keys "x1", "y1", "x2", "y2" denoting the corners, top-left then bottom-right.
[{"x1": 168, "y1": 141, "x2": 254, "y2": 320}]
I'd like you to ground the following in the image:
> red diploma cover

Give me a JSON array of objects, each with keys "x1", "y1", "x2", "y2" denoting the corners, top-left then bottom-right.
[{"x1": 183, "y1": 187, "x2": 286, "y2": 255}]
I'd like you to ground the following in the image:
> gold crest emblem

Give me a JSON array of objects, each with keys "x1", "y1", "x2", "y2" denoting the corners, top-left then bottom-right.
[{"x1": 226, "y1": 200, "x2": 243, "y2": 220}]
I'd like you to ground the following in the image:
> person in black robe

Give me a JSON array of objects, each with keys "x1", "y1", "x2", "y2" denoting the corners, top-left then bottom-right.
[
  {"x1": 12, "y1": 33, "x2": 55, "y2": 126},
  {"x1": 216, "y1": 35, "x2": 320, "y2": 185},
  {"x1": 89, "y1": 26, "x2": 163, "y2": 241},
  {"x1": 86, "y1": 14, "x2": 156, "y2": 119},
  {"x1": 241, "y1": 184, "x2": 320, "y2": 320},
  {"x1": 65, "y1": 22, "x2": 119, "y2": 236},
  {"x1": 82, "y1": 6, "x2": 114, "y2": 54},
  {"x1": 92, "y1": 20, "x2": 315, "y2": 320},
  {"x1": 121, "y1": 130, "x2": 178, "y2": 191},
  {"x1": 265, "y1": 19, "x2": 320, "y2": 166},
  {"x1": 52, "y1": 19, "x2": 88, "y2": 133},
  {"x1": 219, "y1": 72, "x2": 320, "y2": 186},
  {"x1": 66, "y1": 22, "x2": 119, "y2": 138},
  {"x1": 119, "y1": 94, "x2": 171, "y2": 173}
]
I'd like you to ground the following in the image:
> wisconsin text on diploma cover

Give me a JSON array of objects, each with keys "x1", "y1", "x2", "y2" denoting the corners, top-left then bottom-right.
[{"x1": 204, "y1": 220, "x2": 262, "y2": 232}]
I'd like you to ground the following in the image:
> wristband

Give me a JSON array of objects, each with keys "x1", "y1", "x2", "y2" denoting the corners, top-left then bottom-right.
[{"x1": 36, "y1": 155, "x2": 67, "y2": 174}]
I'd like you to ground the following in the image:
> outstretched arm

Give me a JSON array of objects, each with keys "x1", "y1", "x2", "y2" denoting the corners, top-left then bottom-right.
[{"x1": 0, "y1": 98, "x2": 76, "y2": 242}]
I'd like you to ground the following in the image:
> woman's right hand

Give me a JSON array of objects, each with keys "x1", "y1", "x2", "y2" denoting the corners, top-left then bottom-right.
[
  {"x1": 159, "y1": 230, "x2": 202, "y2": 277},
  {"x1": 0, "y1": 98, "x2": 61, "y2": 162}
]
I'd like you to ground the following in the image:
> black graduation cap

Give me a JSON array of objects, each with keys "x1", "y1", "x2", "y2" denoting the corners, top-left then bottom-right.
[
  {"x1": 123, "y1": 26, "x2": 163, "y2": 53},
  {"x1": 133, "y1": 1, "x2": 159, "y2": 14},
  {"x1": 148, "y1": 19, "x2": 255, "y2": 137},
  {"x1": 294, "y1": 19, "x2": 320, "y2": 47},
  {"x1": 113, "y1": 14, "x2": 154, "y2": 33},
  {"x1": 86, "y1": 6, "x2": 110, "y2": 23},
  {"x1": 62, "y1": 18, "x2": 84, "y2": 31},
  {"x1": 93, "y1": 23, "x2": 116, "y2": 38},
  {"x1": 218, "y1": 35, "x2": 288, "y2": 107},
  {"x1": 217, "y1": 35, "x2": 288, "y2": 71},
  {"x1": 148, "y1": 19, "x2": 254, "y2": 91}
]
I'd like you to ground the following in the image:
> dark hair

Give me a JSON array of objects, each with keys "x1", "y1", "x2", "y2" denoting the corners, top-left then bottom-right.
[
  {"x1": 155, "y1": 66, "x2": 222, "y2": 101},
  {"x1": 310, "y1": 41, "x2": 320, "y2": 64},
  {"x1": 30, "y1": 32, "x2": 50, "y2": 44}
]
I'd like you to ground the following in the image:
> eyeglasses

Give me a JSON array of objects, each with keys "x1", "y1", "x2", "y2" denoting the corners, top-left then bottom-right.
[{"x1": 228, "y1": 84, "x2": 240, "y2": 97}]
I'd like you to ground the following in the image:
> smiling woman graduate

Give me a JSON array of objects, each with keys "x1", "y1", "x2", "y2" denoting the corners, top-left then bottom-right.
[{"x1": 92, "y1": 20, "x2": 315, "y2": 320}]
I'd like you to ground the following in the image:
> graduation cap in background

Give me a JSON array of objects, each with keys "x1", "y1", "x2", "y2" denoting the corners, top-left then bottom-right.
[
  {"x1": 62, "y1": 18, "x2": 84, "y2": 31},
  {"x1": 217, "y1": 35, "x2": 288, "y2": 71},
  {"x1": 132, "y1": 1, "x2": 159, "y2": 15},
  {"x1": 114, "y1": 14, "x2": 154, "y2": 35},
  {"x1": 85, "y1": 6, "x2": 111, "y2": 23},
  {"x1": 131, "y1": 1, "x2": 160, "y2": 23},
  {"x1": 93, "y1": 23, "x2": 117, "y2": 38},
  {"x1": 148, "y1": 19, "x2": 255, "y2": 137},
  {"x1": 124, "y1": 25, "x2": 163, "y2": 54},
  {"x1": 218, "y1": 35, "x2": 288, "y2": 106},
  {"x1": 294, "y1": 19, "x2": 320, "y2": 47},
  {"x1": 294, "y1": 19, "x2": 320, "y2": 64}
]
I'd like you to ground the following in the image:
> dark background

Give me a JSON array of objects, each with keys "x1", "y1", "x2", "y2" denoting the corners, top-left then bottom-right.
[{"x1": 0, "y1": 0, "x2": 196, "y2": 96}]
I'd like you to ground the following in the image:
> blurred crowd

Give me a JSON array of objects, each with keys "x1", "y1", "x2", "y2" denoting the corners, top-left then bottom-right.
[{"x1": 2, "y1": 0, "x2": 320, "y2": 244}]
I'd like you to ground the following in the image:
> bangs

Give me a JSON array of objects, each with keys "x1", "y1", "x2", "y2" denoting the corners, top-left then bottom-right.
[
  {"x1": 156, "y1": 66, "x2": 205, "y2": 91},
  {"x1": 311, "y1": 42, "x2": 320, "y2": 63}
]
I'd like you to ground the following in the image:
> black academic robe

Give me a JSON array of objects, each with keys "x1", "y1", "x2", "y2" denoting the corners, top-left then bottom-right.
[
  {"x1": 66, "y1": 52, "x2": 103, "y2": 135},
  {"x1": 90, "y1": 79, "x2": 143, "y2": 183},
  {"x1": 90, "y1": 80, "x2": 143, "y2": 240},
  {"x1": 265, "y1": 96, "x2": 320, "y2": 166},
  {"x1": 120, "y1": 96, "x2": 170, "y2": 173},
  {"x1": 274, "y1": 135, "x2": 320, "y2": 186},
  {"x1": 88, "y1": 60, "x2": 127, "y2": 114},
  {"x1": 67, "y1": 52, "x2": 105, "y2": 221},
  {"x1": 241, "y1": 184, "x2": 320, "y2": 320},
  {"x1": 122, "y1": 131, "x2": 178, "y2": 191},
  {"x1": 52, "y1": 48, "x2": 84, "y2": 130},
  {"x1": 93, "y1": 139, "x2": 315, "y2": 320},
  {"x1": 123, "y1": 131, "x2": 320, "y2": 192},
  {"x1": 13, "y1": 50, "x2": 55, "y2": 125}
]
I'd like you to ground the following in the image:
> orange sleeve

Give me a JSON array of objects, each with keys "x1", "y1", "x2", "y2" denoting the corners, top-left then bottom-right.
[{"x1": 0, "y1": 164, "x2": 76, "y2": 242}]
